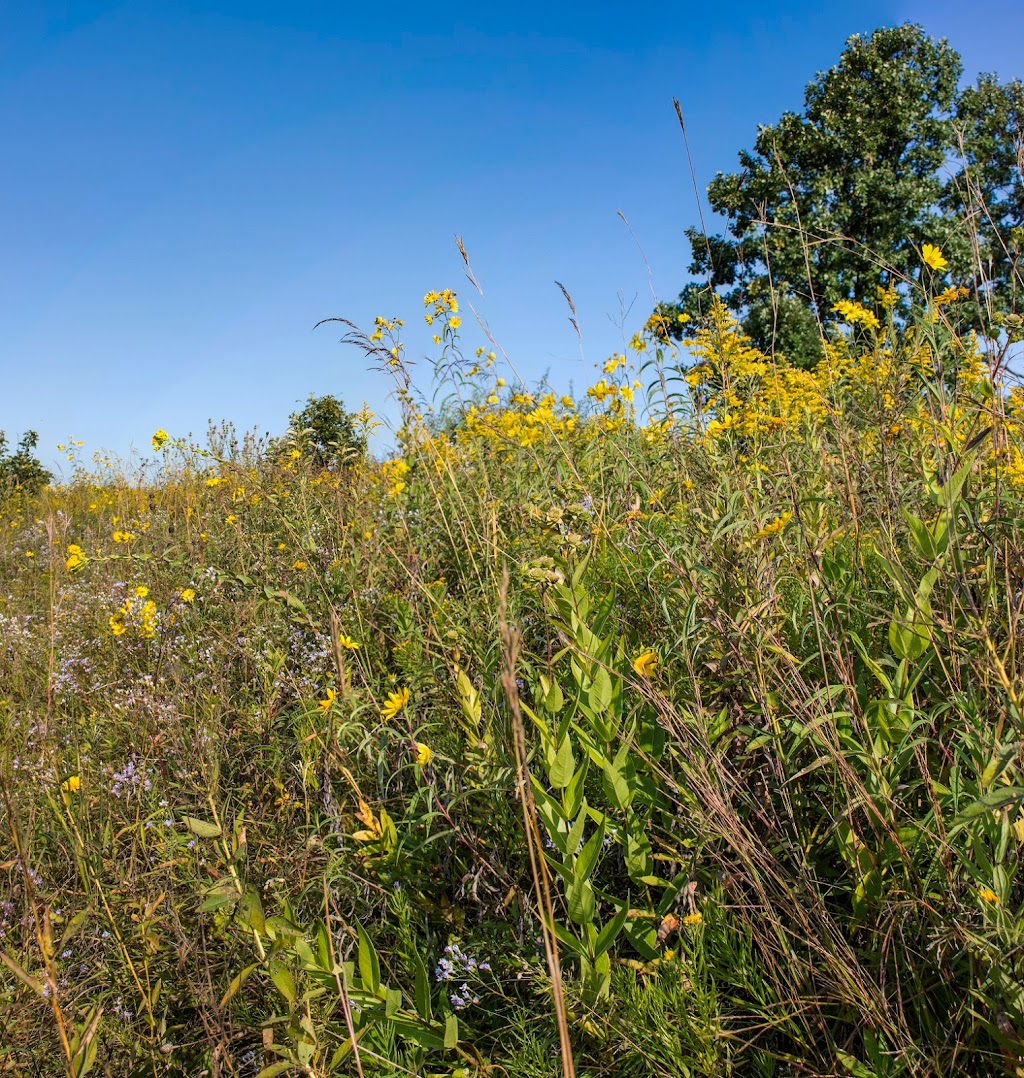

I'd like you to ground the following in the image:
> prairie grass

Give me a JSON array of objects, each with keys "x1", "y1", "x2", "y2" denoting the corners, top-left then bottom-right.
[{"x1": 2, "y1": 255, "x2": 1024, "y2": 1077}]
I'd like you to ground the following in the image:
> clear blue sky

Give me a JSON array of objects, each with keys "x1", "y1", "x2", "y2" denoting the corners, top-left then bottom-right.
[{"x1": 2, "y1": 1, "x2": 1021, "y2": 470}]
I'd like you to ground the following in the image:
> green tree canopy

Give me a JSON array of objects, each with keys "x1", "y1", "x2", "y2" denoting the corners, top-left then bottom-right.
[
  {"x1": 286, "y1": 394, "x2": 365, "y2": 468},
  {"x1": 658, "y1": 24, "x2": 1024, "y2": 368},
  {"x1": 0, "y1": 430, "x2": 52, "y2": 495}
]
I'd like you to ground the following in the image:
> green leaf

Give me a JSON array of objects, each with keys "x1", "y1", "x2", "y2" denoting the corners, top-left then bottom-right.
[
  {"x1": 567, "y1": 880, "x2": 596, "y2": 925},
  {"x1": 355, "y1": 921, "x2": 381, "y2": 994},
  {"x1": 980, "y1": 742, "x2": 1018, "y2": 792},
  {"x1": 541, "y1": 674, "x2": 564, "y2": 713},
  {"x1": 576, "y1": 819, "x2": 606, "y2": 882},
  {"x1": 412, "y1": 952, "x2": 432, "y2": 1022},
  {"x1": 220, "y1": 962, "x2": 259, "y2": 1008},
  {"x1": 236, "y1": 887, "x2": 265, "y2": 934},
  {"x1": 444, "y1": 1012, "x2": 459, "y2": 1049},
  {"x1": 592, "y1": 903, "x2": 628, "y2": 958},
  {"x1": 269, "y1": 960, "x2": 296, "y2": 1005},
  {"x1": 590, "y1": 666, "x2": 613, "y2": 712},
  {"x1": 548, "y1": 734, "x2": 575, "y2": 789},
  {"x1": 183, "y1": 816, "x2": 222, "y2": 839},
  {"x1": 562, "y1": 755, "x2": 589, "y2": 819}
]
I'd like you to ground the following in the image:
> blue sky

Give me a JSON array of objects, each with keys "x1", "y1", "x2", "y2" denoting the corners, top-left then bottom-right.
[{"x1": 2, "y1": 1, "x2": 1022, "y2": 470}]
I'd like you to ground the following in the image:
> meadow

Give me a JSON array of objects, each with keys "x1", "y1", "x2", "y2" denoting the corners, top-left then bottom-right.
[{"x1": 3, "y1": 262, "x2": 1024, "y2": 1077}]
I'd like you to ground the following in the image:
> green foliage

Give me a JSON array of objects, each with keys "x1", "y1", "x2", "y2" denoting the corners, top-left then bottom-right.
[
  {"x1": 0, "y1": 429, "x2": 52, "y2": 495},
  {"x1": 661, "y1": 24, "x2": 1024, "y2": 367},
  {"x1": 287, "y1": 393, "x2": 366, "y2": 468}
]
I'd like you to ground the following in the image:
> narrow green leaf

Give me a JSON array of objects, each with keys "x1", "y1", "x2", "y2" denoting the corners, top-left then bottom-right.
[{"x1": 592, "y1": 903, "x2": 628, "y2": 958}]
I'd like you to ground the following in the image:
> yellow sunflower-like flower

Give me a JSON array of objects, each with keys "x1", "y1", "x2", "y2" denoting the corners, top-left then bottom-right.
[
  {"x1": 415, "y1": 743, "x2": 432, "y2": 766},
  {"x1": 317, "y1": 688, "x2": 338, "y2": 715},
  {"x1": 65, "y1": 544, "x2": 87, "y2": 572},
  {"x1": 921, "y1": 243, "x2": 948, "y2": 271},
  {"x1": 337, "y1": 634, "x2": 360, "y2": 650},
  {"x1": 381, "y1": 687, "x2": 410, "y2": 721},
  {"x1": 62, "y1": 775, "x2": 81, "y2": 793},
  {"x1": 632, "y1": 650, "x2": 659, "y2": 677}
]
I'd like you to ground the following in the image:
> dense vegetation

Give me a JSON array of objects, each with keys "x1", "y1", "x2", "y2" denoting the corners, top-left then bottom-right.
[
  {"x1": 3, "y1": 24, "x2": 1024, "y2": 1078},
  {"x1": 3, "y1": 259, "x2": 1024, "y2": 1076}
]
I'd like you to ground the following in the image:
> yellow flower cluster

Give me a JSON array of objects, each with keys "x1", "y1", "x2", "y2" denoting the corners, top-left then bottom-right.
[
  {"x1": 459, "y1": 392, "x2": 578, "y2": 451},
  {"x1": 370, "y1": 315, "x2": 404, "y2": 343},
  {"x1": 831, "y1": 299, "x2": 881, "y2": 331},
  {"x1": 110, "y1": 587, "x2": 159, "y2": 638},
  {"x1": 643, "y1": 310, "x2": 689, "y2": 341},
  {"x1": 753, "y1": 511, "x2": 793, "y2": 540},
  {"x1": 65, "y1": 544, "x2": 87, "y2": 572},
  {"x1": 423, "y1": 289, "x2": 458, "y2": 328},
  {"x1": 688, "y1": 299, "x2": 829, "y2": 444},
  {"x1": 381, "y1": 457, "x2": 410, "y2": 496}
]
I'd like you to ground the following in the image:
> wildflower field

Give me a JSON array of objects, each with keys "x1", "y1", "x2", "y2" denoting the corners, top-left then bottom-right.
[{"x1": 4, "y1": 250, "x2": 1024, "y2": 1078}]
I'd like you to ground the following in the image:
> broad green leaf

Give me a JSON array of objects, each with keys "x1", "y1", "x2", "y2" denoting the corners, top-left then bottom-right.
[
  {"x1": 183, "y1": 816, "x2": 221, "y2": 839},
  {"x1": 589, "y1": 666, "x2": 613, "y2": 712},
  {"x1": 567, "y1": 880, "x2": 596, "y2": 925},
  {"x1": 444, "y1": 1012, "x2": 459, "y2": 1049},
  {"x1": 356, "y1": 921, "x2": 381, "y2": 994},
  {"x1": 548, "y1": 734, "x2": 575, "y2": 789},
  {"x1": 269, "y1": 960, "x2": 296, "y2": 1005},
  {"x1": 540, "y1": 674, "x2": 564, "y2": 713},
  {"x1": 236, "y1": 887, "x2": 265, "y2": 934}
]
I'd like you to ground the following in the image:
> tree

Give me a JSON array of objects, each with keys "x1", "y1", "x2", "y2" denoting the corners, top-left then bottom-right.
[
  {"x1": 0, "y1": 430, "x2": 52, "y2": 495},
  {"x1": 286, "y1": 394, "x2": 365, "y2": 468},
  {"x1": 658, "y1": 24, "x2": 1024, "y2": 368}
]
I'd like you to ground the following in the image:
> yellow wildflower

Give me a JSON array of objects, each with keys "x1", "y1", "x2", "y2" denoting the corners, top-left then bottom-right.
[
  {"x1": 921, "y1": 243, "x2": 948, "y2": 271},
  {"x1": 449, "y1": 315, "x2": 462, "y2": 330},
  {"x1": 753, "y1": 511, "x2": 793, "y2": 540},
  {"x1": 317, "y1": 688, "x2": 338, "y2": 715},
  {"x1": 62, "y1": 775, "x2": 81, "y2": 793},
  {"x1": 225, "y1": 514, "x2": 237, "y2": 525},
  {"x1": 65, "y1": 544, "x2": 86, "y2": 572},
  {"x1": 633, "y1": 650, "x2": 659, "y2": 677},
  {"x1": 151, "y1": 429, "x2": 169, "y2": 450},
  {"x1": 292, "y1": 560, "x2": 307, "y2": 571},
  {"x1": 979, "y1": 886, "x2": 999, "y2": 905},
  {"x1": 381, "y1": 687, "x2": 410, "y2": 721},
  {"x1": 683, "y1": 912, "x2": 703, "y2": 927},
  {"x1": 415, "y1": 743, "x2": 432, "y2": 766},
  {"x1": 337, "y1": 634, "x2": 360, "y2": 650},
  {"x1": 134, "y1": 586, "x2": 149, "y2": 598},
  {"x1": 831, "y1": 299, "x2": 880, "y2": 331},
  {"x1": 179, "y1": 588, "x2": 196, "y2": 603}
]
